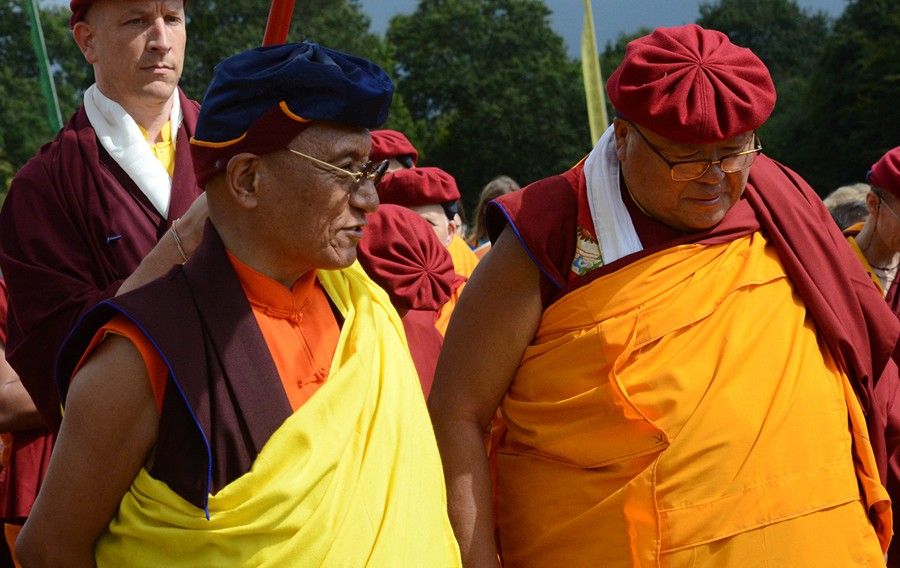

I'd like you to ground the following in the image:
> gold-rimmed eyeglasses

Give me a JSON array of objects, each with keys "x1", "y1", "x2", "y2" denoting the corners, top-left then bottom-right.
[
  {"x1": 288, "y1": 149, "x2": 390, "y2": 187},
  {"x1": 630, "y1": 124, "x2": 763, "y2": 182}
]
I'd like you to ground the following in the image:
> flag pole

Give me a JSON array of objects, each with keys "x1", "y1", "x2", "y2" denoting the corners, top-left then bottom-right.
[
  {"x1": 25, "y1": 0, "x2": 63, "y2": 132},
  {"x1": 581, "y1": 0, "x2": 608, "y2": 145},
  {"x1": 263, "y1": 0, "x2": 296, "y2": 46}
]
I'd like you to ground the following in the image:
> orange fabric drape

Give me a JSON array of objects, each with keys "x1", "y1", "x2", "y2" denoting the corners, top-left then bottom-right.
[{"x1": 493, "y1": 232, "x2": 889, "y2": 566}]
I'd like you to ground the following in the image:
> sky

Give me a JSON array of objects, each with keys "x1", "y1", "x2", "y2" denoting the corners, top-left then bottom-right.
[{"x1": 359, "y1": 0, "x2": 849, "y2": 57}]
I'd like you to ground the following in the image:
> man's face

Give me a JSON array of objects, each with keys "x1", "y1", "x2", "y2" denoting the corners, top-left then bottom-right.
[
  {"x1": 75, "y1": 0, "x2": 186, "y2": 108},
  {"x1": 410, "y1": 204, "x2": 455, "y2": 246},
  {"x1": 254, "y1": 123, "x2": 379, "y2": 275},
  {"x1": 614, "y1": 120, "x2": 755, "y2": 232}
]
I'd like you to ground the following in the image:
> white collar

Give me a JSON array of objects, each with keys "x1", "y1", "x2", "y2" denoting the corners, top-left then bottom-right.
[
  {"x1": 83, "y1": 84, "x2": 181, "y2": 217},
  {"x1": 582, "y1": 125, "x2": 643, "y2": 266}
]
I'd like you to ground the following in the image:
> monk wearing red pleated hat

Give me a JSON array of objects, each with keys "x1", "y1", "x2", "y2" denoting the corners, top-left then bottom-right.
[
  {"x1": 844, "y1": 147, "x2": 900, "y2": 320},
  {"x1": 430, "y1": 24, "x2": 899, "y2": 566},
  {"x1": 370, "y1": 129, "x2": 419, "y2": 172}
]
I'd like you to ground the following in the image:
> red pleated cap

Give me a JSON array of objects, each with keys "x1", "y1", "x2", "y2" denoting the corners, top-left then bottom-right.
[
  {"x1": 70, "y1": 0, "x2": 188, "y2": 27},
  {"x1": 377, "y1": 167, "x2": 460, "y2": 207},
  {"x1": 357, "y1": 205, "x2": 462, "y2": 312},
  {"x1": 868, "y1": 147, "x2": 900, "y2": 199},
  {"x1": 370, "y1": 130, "x2": 419, "y2": 165},
  {"x1": 606, "y1": 24, "x2": 776, "y2": 144}
]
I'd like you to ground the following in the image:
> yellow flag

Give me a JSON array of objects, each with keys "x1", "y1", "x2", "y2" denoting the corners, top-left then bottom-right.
[{"x1": 581, "y1": 0, "x2": 608, "y2": 144}]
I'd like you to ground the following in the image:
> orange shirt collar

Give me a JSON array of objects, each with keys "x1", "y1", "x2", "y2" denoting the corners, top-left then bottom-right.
[{"x1": 226, "y1": 250, "x2": 318, "y2": 319}]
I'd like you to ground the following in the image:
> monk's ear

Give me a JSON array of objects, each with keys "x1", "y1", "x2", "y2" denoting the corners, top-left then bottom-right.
[
  {"x1": 613, "y1": 119, "x2": 630, "y2": 161},
  {"x1": 225, "y1": 153, "x2": 261, "y2": 210},
  {"x1": 72, "y1": 22, "x2": 96, "y2": 63}
]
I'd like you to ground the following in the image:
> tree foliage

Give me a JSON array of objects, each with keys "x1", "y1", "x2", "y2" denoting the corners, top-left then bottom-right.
[
  {"x1": 788, "y1": 0, "x2": 900, "y2": 192},
  {"x1": 1, "y1": 0, "x2": 897, "y2": 203},
  {"x1": 387, "y1": 0, "x2": 590, "y2": 210}
]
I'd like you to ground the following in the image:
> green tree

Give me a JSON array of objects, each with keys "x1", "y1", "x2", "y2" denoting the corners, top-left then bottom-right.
[
  {"x1": 181, "y1": 0, "x2": 397, "y2": 107},
  {"x1": 697, "y1": 0, "x2": 833, "y2": 184},
  {"x1": 387, "y1": 0, "x2": 590, "y2": 211},
  {"x1": 790, "y1": 0, "x2": 900, "y2": 193}
]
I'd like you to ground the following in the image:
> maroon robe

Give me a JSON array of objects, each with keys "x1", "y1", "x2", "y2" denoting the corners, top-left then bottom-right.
[
  {"x1": 488, "y1": 154, "x2": 900, "y2": 556},
  {"x1": 0, "y1": 89, "x2": 202, "y2": 432},
  {"x1": 0, "y1": 279, "x2": 53, "y2": 525}
]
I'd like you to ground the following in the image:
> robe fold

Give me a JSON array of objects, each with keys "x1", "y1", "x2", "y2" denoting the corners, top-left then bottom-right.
[{"x1": 0, "y1": 90, "x2": 202, "y2": 432}]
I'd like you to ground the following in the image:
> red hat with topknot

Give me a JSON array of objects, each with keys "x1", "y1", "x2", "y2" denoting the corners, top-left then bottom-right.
[
  {"x1": 357, "y1": 204, "x2": 462, "y2": 312},
  {"x1": 867, "y1": 147, "x2": 900, "y2": 199},
  {"x1": 606, "y1": 24, "x2": 776, "y2": 144}
]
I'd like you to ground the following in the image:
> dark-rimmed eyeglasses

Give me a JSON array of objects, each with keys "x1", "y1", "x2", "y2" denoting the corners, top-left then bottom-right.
[
  {"x1": 289, "y1": 149, "x2": 389, "y2": 187},
  {"x1": 630, "y1": 124, "x2": 763, "y2": 182}
]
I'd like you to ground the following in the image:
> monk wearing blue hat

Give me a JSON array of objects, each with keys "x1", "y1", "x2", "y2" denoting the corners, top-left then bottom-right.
[{"x1": 17, "y1": 42, "x2": 461, "y2": 567}]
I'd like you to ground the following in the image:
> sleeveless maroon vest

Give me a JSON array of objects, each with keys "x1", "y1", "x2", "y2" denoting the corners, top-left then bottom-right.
[{"x1": 56, "y1": 224, "x2": 294, "y2": 514}]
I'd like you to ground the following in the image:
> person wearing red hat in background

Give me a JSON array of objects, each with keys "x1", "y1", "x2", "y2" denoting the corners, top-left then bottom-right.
[
  {"x1": 357, "y1": 204, "x2": 463, "y2": 395},
  {"x1": 845, "y1": 147, "x2": 900, "y2": 318},
  {"x1": 430, "y1": 24, "x2": 899, "y2": 566},
  {"x1": 370, "y1": 130, "x2": 481, "y2": 287},
  {"x1": 370, "y1": 129, "x2": 419, "y2": 173},
  {"x1": 0, "y1": 0, "x2": 206, "y2": 561},
  {"x1": 378, "y1": 166, "x2": 469, "y2": 335}
]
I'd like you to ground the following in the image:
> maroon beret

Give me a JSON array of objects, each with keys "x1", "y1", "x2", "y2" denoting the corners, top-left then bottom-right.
[
  {"x1": 606, "y1": 24, "x2": 776, "y2": 144},
  {"x1": 370, "y1": 130, "x2": 419, "y2": 165},
  {"x1": 377, "y1": 167, "x2": 460, "y2": 207},
  {"x1": 70, "y1": 0, "x2": 188, "y2": 27},
  {"x1": 357, "y1": 205, "x2": 462, "y2": 312},
  {"x1": 868, "y1": 147, "x2": 900, "y2": 199}
]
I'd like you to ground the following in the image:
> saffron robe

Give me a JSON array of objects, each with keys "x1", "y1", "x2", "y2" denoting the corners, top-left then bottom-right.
[
  {"x1": 435, "y1": 235, "x2": 479, "y2": 335},
  {"x1": 0, "y1": 89, "x2": 202, "y2": 431},
  {"x1": 56, "y1": 226, "x2": 461, "y2": 566},
  {"x1": 486, "y1": 155, "x2": 900, "y2": 566}
]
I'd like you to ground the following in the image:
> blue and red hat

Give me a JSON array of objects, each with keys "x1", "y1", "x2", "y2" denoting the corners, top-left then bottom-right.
[{"x1": 190, "y1": 42, "x2": 394, "y2": 187}]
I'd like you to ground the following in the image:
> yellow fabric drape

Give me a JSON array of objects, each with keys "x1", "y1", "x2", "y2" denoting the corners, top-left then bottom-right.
[
  {"x1": 96, "y1": 262, "x2": 461, "y2": 567},
  {"x1": 494, "y1": 232, "x2": 889, "y2": 567}
]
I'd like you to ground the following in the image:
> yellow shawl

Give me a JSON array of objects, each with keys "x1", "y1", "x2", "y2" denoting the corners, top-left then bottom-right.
[{"x1": 96, "y1": 262, "x2": 461, "y2": 567}]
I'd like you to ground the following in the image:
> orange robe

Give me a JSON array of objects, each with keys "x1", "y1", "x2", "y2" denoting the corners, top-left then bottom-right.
[
  {"x1": 435, "y1": 235, "x2": 479, "y2": 335},
  {"x1": 493, "y1": 232, "x2": 889, "y2": 567}
]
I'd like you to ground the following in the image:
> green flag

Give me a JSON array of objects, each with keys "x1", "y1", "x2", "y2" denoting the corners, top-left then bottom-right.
[{"x1": 581, "y1": 0, "x2": 608, "y2": 144}]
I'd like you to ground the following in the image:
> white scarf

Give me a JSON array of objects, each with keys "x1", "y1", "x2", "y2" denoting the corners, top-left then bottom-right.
[
  {"x1": 83, "y1": 84, "x2": 181, "y2": 218},
  {"x1": 582, "y1": 124, "x2": 643, "y2": 265}
]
